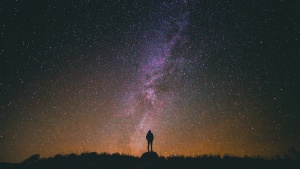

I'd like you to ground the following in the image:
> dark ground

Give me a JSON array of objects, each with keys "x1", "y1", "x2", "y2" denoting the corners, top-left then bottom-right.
[{"x1": 1, "y1": 151, "x2": 299, "y2": 169}]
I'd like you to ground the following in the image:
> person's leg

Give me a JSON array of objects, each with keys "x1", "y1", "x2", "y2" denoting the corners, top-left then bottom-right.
[
  {"x1": 147, "y1": 141, "x2": 150, "y2": 152},
  {"x1": 150, "y1": 141, "x2": 153, "y2": 152}
]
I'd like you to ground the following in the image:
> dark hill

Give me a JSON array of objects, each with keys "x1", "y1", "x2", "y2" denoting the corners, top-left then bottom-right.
[{"x1": 1, "y1": 152, "x2": 299, "y2": 169}]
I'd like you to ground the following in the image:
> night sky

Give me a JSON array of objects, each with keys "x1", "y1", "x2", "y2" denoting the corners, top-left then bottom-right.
[{"x1": 1, "y1": 0, "x2": 299, "y2": 163}]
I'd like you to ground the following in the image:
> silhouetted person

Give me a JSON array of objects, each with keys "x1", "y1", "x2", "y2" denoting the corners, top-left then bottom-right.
[{"x1": 146, "y1": 130, "x2": 154, "y2": 152}]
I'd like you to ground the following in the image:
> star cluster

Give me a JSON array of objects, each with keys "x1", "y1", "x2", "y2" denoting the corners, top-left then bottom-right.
[{"x1": 0, "y1": 0, "x2": 299, "y2": 162}]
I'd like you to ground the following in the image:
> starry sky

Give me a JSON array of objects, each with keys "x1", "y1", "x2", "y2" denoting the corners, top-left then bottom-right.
[{"x1": 1, "y1": 0, "x2": 299, "y2": 163}]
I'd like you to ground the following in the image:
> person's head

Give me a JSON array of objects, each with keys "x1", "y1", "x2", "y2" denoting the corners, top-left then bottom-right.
[{"x1": 148, "y1": 130, "x2": 151, "y2": 133}]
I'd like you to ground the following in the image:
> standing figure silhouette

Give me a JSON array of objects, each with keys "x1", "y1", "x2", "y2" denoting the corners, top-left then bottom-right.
[{"x1": 146, "y1": 130, "x2": 154, "y2": 152}]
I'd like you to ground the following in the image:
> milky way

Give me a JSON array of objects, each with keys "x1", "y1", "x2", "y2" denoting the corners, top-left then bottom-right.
[
  {"x1": 1, "y1": 0, "x2": 299, "y2": 162},
  {"x1": 124, "y1": 1, "x2": 190, "y2": 154}
]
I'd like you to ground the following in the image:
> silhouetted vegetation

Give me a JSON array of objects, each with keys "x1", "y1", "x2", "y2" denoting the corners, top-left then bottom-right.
[{"x1": 1, "y1": 150, "x2": 300, "y2": 169}]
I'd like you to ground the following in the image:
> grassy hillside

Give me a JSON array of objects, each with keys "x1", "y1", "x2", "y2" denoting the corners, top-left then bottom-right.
[{"x1": 1, "y1": 151, "x2": 299, "y2": 169}]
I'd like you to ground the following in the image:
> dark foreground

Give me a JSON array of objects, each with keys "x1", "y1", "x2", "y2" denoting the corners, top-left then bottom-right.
[{"x1": 1, "y1": 152, "x2": 299, "y2": 169}]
